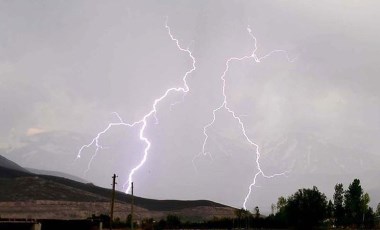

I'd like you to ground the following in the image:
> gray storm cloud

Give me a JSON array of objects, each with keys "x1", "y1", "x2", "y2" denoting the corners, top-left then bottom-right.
[{"x1": 1, "y1": 1, "x2": 379, "y2": 212}]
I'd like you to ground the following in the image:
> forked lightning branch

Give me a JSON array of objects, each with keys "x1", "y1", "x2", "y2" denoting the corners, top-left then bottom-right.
[{"x1": 77, "y1": 18, "x2": 293, "y2": 209}]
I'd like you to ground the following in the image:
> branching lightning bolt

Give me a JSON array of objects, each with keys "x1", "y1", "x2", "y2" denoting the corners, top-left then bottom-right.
[
  {"x1": 197, "y1": 26, "x2": 293, "y2": 209},
  {"x1": 76, "y1": 18, "x2": 196, "y2": 193},
  {"x1": 77, "y1": 18, "x2": 293, "y2": 208}
]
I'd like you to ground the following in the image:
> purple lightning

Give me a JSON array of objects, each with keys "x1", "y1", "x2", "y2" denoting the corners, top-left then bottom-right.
[
  {"x1": 78, "y1": 18, "x2": 293, "y2": 207},
  {"x1": 76, "y1": 18, "x2": 196, "y2": 193},
  {"x1": 197, "y1": 26, "x2": 294, "y2": 209}
]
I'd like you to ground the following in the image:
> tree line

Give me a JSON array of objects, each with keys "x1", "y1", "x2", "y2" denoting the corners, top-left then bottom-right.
[
  {"x1": 92, "y1": 178, "x2": 380, "y2": 229},
  {"x1": 269, "y1": 178, "x2": 378, "y2": 229}
]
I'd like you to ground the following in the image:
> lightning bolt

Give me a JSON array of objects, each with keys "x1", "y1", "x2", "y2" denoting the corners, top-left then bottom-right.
[
  {"x1": 76, "y1": 18, "x2": 196, "y2": 193},
  {"x1": 197, "y1": 26, "x2": 294, "y2": 209},
  {"x1": 78, "y1": 18, "x2": 293, "y2": 208}
]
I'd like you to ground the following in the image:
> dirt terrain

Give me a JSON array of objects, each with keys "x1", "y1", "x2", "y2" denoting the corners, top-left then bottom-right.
[{"x1": 0, "y1": 200, "x2": 234, "y2": 221}]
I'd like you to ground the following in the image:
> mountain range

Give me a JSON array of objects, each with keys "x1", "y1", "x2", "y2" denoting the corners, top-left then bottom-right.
[
  {"x1": 2, "y1": 130, "x2": 379, "y2": 213},
  {"x1": 0, "y1": 155, "x2": 235, "y2": 221}
]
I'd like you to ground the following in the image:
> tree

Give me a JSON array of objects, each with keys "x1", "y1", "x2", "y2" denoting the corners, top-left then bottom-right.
[
  {"x1": 234, "y1": 208, "x2": 250, "y2": 229},
  {"x1": 254, "y1": 206, "x2": 260, "y2": 219},
  {"x1": 126, "y1": 214, "x2": 137, "y2": 229},
  {"x1": 273, "y1": 196, "x2": 287, "y2": 226},
  {"x1": 363, "y1": 207, "x2": 375, "y2": 228},
  {"x1": 141, "y1": 218, "x2": 154, "y2": 230},
  {"x1": 166, "y1": 214, "x2": 181, "y2": 229},
  {"x1": 285, "y1": 186, "x2": 328, "y2": 229},
  {"x1": 325, "y1": 200, "x2": 335, "y2": 228},
  {"x1": 271, "y1": 203, "x2": 276, "y2": 215},
  {"x1": 344, "y1": 179, "x2": 365, "y2": 226},
  {"x1": 376, "y1": 202, "x2": 380, "y2": 227},
  {"x1": 333, "y1": 183, "x2": 345, "y2": 226},
  {"x1": 361, "y1": 192, "x2": 370, "y2": 222},
  {"x1": 327, "y1": 200, "x2": 334, "y2": 219},
  {"x1": 234, "y1": 208, "x2": 244, "y2": 229},
  {"x1": 276, "y1": 196, "x2": 287, "y2": 213}
]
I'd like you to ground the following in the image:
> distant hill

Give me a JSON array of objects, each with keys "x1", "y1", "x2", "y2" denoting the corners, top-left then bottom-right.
[
  {"x1": 0, "y1": 155, "x2": 32, "y2": 178},
  {"x1": 26, "y1": 168, "x2": 89, "y2": 184},
  {"x1": 0, "y1": 155, "x2": 235, "y2": 220},
  {"x1": 0, "y1": 155, "x2": 30, "y2": 173}
]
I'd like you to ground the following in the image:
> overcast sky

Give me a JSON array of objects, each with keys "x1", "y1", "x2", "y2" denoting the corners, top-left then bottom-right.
[{"x1": 1, "y1": 1, "x2": 379, "y2": 212}]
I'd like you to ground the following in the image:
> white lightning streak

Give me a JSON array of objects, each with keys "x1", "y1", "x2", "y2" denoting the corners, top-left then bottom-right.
[
  {"x1": 199, "y1": 26, "x2": 293, "y2": 209},
  {"x1": 77, "y1": 18, "x2": 196, "y2": 193}
]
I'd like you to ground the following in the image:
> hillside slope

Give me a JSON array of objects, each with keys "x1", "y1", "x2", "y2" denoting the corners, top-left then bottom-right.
[
  {"x1": 26, "y1": 168, "x2": 89, "y2": 183},
  {"x1": 0, "y1": 155, "x2": 30, "y2": 173},
  {"x1": 0, "y1": 155, "x2": 235, "y2": 220}
]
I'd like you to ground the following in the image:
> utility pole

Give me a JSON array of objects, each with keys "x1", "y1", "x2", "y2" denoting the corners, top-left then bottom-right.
[
  {"x1": 110, "y1": 174, "x2": 117, "y2": 230},
  {"x1": 131, "y1": 182, "x2": 134, "y2": 230}
]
